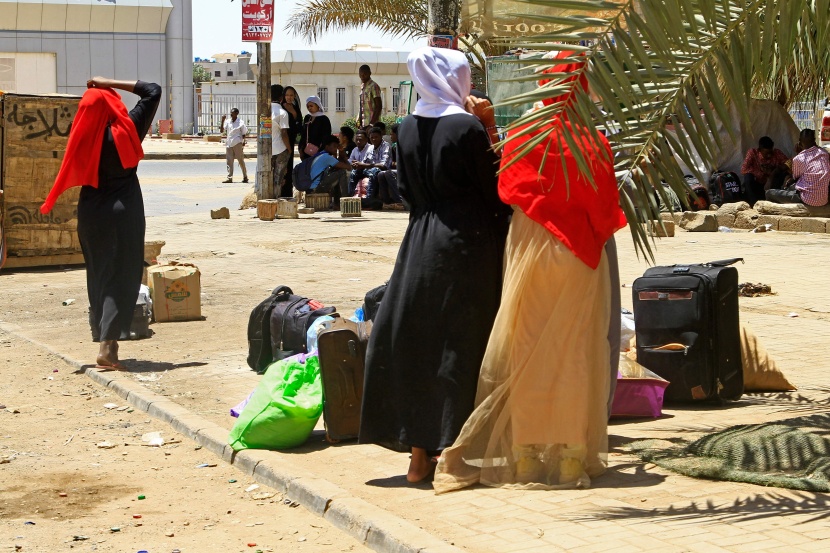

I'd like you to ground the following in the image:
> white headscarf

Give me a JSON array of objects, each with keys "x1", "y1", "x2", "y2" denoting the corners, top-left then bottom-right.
[
  {"x1": 305, "y1": 96, "x2": 325, "y2": 117},
  {"x1": 407, "y1": 47, "x2": 472, "y2": 118}
]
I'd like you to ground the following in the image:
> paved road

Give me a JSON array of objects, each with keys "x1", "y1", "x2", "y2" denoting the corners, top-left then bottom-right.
[{"x1": 138, "y1": 160, "x2": 260, "y2": 217}]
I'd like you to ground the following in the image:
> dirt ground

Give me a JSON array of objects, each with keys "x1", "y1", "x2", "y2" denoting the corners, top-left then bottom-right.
[{"x1": 0, "y1": 330, "x2": 368, "y2": 553}]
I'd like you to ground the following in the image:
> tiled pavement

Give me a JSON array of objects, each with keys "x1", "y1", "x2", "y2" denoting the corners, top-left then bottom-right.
[{"x1": 2, "y1": 206, "x2": 828, "y2": 552}]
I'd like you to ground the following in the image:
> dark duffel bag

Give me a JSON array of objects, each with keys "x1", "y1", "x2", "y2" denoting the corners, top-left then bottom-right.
[
  {"x1": 632, "y1": 258, "x2": 744, "y2": 403},
  {"x1": 246, "y1": 286, "x2": 287, "y2": 373},
  {"x1": 270, "y1": 286, "x2": 335, "y2": 361},
  {"x1": 362, "y1": 282, "x2": 387, "y2": 322},
  {"x1": 317, "y1": 315, "x2": 371, "y2": 442}
]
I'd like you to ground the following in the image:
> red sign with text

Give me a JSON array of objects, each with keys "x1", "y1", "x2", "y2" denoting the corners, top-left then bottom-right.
[{"x1": 241, "y1": 0, "x2": 274, "y2": 42}]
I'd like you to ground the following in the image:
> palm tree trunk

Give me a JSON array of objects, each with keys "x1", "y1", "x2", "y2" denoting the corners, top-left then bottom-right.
[{"x1": 427, "y1": 0, "x2": 459, "y2": 37}]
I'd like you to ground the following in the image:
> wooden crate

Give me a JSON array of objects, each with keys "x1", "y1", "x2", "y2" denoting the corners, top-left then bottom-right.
[{"x1": 1, "y1": 93, "x2": 82, "y2": 266}]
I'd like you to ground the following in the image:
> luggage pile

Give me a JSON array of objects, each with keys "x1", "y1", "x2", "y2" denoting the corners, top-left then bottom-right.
[{"x1": 231, "y1": 283, "x2": 387, "y2": 450}]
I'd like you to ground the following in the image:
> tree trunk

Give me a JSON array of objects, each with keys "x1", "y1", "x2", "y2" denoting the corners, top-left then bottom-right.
[
  {"x1": 256, "y1": 42, "x2": 273, "y2": 200},
  {"x1": 427, "y1": 0, "x2": 459, "y2": 36}
]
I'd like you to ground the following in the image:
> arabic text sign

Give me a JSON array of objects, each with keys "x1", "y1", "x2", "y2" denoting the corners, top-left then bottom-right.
[{"x1": 241, "y1": 0, "x2": 274, "y2": 42}]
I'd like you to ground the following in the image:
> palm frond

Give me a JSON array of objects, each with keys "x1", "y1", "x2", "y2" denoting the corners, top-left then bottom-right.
[
  {"x1": 285, "y1": 0, "x2": 428, "y2": 43},
  {"x1": 496, "y1": 0, "x2": 829, "y2": 260}
]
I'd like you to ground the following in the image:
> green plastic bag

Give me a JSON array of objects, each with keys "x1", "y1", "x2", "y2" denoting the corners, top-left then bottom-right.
[{"x1": 228, "y1": 355, "x2": 322, "y2": 451}]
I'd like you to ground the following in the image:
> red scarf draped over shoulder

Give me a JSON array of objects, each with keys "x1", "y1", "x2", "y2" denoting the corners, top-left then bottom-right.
[
  {"x1": 40, "y1": 87, "x2": 144, "y2": 214},
  {"x1": 498, "y1": 52, "x2": 627, "y2": 269}
]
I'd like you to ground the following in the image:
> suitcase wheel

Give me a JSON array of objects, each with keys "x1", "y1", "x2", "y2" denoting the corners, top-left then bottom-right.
[{"x1": 325, "y1": 432, "x2": 341, "y2": 444}]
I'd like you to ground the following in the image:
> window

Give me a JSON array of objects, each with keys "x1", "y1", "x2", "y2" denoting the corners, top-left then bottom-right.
[
  {"x1": 392, "y1": 87, "x2": 400, "y2": 112},
  {"x1": 214, "y1": 70, "x2": 221, "y2": 77},
  {"x1": 317, "y1": 87, "x2": 329, "y2": 112},
  {"x1": 226, "y1": 59, "x2": 231, "y2": 63},
  {"x1": 227, "y1": 70, "x2": 234, "y2": 77},
  {"x1": 335, "y1": 88, "x2": 346, "y2": 112}
]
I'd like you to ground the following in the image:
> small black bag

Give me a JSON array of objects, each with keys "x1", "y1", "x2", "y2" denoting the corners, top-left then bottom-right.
[
  {"x1": 362, "y1": 282, "x2": 388, "y2": 322},
  {"x1": 269, "y1": 286, "x2": 335, "y2": 361},
  {"x1": 708, "y1": 171, "x2": 744, "y2": 205}
]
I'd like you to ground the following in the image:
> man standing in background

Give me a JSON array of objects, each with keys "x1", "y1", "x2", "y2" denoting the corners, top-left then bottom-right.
[
  {"x1": 358, "y1": 65, "x2": 382, "y2": 130},
  {"x1": 271, "y1": 85, "x2": 292, "y2": 197},
  {"x1": 220, "y1": 108, "x2": 248, "y2": 183}
]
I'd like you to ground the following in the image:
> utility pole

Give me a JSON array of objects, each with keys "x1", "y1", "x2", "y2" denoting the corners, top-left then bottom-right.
[{"x1": 256, "y1": 42, "x2": 273, "y2": 200}]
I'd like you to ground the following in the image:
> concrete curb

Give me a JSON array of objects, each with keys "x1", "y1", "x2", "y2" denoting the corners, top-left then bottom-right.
[{"x1": 3, "y1": 328, "x2": 464, "y2": 553}]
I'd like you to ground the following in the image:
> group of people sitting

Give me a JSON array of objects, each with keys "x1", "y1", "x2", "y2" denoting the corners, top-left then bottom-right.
[
  {"x1": 265, "y1": 85, "x2": 404, "y2": 211},
  {"x1": 741, "y1": 129, "x2": 830, "y2": 207}
]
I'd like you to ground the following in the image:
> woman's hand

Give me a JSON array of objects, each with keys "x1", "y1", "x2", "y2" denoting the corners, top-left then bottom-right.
[
  {"x1": 464, "y1": 96, "x2": 496, "y2": 128},
  {"x1": 87, "y1": 77, "x2": 112, "y2": 89}
]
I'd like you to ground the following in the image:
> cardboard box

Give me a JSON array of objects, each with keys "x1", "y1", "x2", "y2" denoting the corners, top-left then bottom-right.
[{"x1": 147, "y1": 262, "x2": 201, "y2": 322}]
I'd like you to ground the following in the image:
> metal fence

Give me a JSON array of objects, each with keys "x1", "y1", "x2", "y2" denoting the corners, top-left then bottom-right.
[
  {"x1": 788, "y1": 101, "x2": 823, "y2": 132},
  {"x1": 194, "y1": 92, "x2": 257, "y2": 135}
]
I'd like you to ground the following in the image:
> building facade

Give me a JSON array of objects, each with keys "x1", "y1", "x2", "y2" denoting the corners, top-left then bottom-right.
[
  {"x1": 196, "y1": 52, "x2": 253, "y2": 82},
  {"x1": 269, "y1": 48, "x2": 412, "y2": 130},
  {"x1": 0, "y1": 0, "x2": 194, "y2": 133}
]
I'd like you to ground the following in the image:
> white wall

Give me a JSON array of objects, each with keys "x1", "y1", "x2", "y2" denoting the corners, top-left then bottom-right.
[{"x1": 0, "y1": 52, "x2": 56, "y2": 93}]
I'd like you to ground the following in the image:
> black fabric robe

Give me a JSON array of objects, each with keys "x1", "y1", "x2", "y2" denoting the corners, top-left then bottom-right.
[
  {"x1": 77, "y1": 81, "x2": 161, "y2": 342},
  {"x1": 359, "y1": 114, "x2": 511, "y2": 453}
]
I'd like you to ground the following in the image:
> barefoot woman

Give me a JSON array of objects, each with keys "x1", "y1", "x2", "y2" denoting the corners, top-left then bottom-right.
[
  {"x1": 41, "y1": 77, "x2": 161, "y2": 368},
  {"x1": 359, "y1": 48, "x2": 510, "y2": 483}
]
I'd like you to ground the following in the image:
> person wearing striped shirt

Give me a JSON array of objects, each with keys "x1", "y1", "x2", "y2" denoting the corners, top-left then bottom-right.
[{"x1": 766, "y1": 129, "x2": 830, "y2": 206}]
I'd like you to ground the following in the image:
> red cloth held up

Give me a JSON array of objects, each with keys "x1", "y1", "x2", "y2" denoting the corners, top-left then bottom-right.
[
  {"x1": 498, "y1": 52, "x2": 626, "y2": 269},
  {"x1": 40, "y1": 87, "x2": 143, "y2": 214}
]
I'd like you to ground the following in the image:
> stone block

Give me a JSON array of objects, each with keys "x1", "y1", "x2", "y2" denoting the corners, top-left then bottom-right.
[
  {"x1": 756, "y1": 215, "x2": 780, "y2": 230},
  {"x1": 647, "y1": 220, "x2": 675, "y2": 237},
  {"x1": 162, "y1": 133, "x2": 182, "y2": 140},
  {"x1": 754, "y1": 200, "x2": 811, "y2": 217},
  {"x1": 659, "y1": 212, "x2": 675, "y2": 222},
  {"x1": 716, "y1": 213, "x2": 736, "y2": 228},
  {"x1": 802, "y1": 217, "x2": 830, "y2": 233},
  {"x1": 210, "y1": 207, "x2": 230, "y2": 219},
  {"x1": 778, "y1": 216, "x2": 803, "y2": 232},
  {"x1": 298, "y1": 207, "x2": 315, "y2": 215},
  {"x1": 805, "y1": 204, "x2": 830, "y2": 217},
  {"x1": 717, "y1": 201, "x2": 751, "y2": 217},
  {"x1": 204, "y1": 135, "x2": 222, "y2": 142},
  {"x1": 734, "y1": 209, "x2": 760, "y2": 230},
  {"x1": 679, "y1": 211, "x2": 717, "y2": 232}
]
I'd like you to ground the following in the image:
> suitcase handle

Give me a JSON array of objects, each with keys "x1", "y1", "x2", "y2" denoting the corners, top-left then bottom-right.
[{"x1": 704, "y1": 258, "x2": 744, "y2": 267}]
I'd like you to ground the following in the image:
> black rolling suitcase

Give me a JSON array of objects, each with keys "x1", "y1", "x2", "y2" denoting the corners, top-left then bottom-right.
[
  {"x1": 632, "y1": 258, "x2": 744, "y2": 403},
  {"x1": 317, "y1": 316, "x2": 371, "y2": 442}
]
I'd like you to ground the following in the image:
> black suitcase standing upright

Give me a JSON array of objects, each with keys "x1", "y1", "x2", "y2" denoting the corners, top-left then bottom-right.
[
  {"x1": 317, "y1": 315, "x2": 371, "y2": 442},
  {"x1": 632, "y1": 258, "x2": 744, "y2": 403}
]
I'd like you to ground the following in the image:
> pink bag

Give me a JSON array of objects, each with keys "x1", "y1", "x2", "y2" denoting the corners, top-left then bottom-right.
[
  {"x1": 303, "y1": 143, "x2": 319, "y2": 156},
  {"x1": 611, "y1": 357, "x2": 669, "y2": 419},
  {"x1": 353, "y1": 177, "x2": 369, "y2": 198}
]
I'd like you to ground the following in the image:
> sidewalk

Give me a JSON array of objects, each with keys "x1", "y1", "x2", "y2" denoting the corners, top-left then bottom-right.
[
  {"x1": 2, "y1": 208, "x2": 829, "y2": 552},
  {"x1": 142, "y1": 136, "x2": 258, "y2": 160}
]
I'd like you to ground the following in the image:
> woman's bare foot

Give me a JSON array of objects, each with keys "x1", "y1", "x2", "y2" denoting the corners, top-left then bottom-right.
[
  {"x1": 407, "y1": 447, "x2": 437, "y2": 483},
  {"x1": 96, "y1": 340, "x2": 124, "y2": 369}
]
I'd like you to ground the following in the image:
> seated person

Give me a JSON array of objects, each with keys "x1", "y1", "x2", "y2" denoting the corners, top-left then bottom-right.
[
  {"x1": 348, "y1": 130, "x2": 370, "y2": 166},
  {"x1": 740, "y1": 136, "x2": 789, "y2": 205},
  {"x1": 377, "y1": 123, "x2": 405, "y2": 209},
  {"x1": 308, "y1": 135, "x2": 352, "y2": 208},
  {"x1": 338, "y1": 126, "x2": 357, "y2": 163},
  {"x1": 349, "y1": 127, "x2": 390, "y2": 200},
  {"x1": 765, "y1": 129, "x2": 830, "y2": 206}
]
